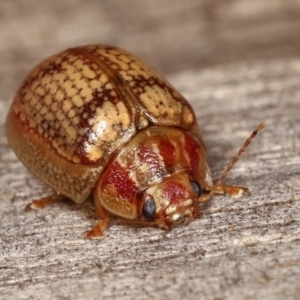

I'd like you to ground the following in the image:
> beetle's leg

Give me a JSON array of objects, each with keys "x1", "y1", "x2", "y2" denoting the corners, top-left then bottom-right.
[
  {"x1": 198, "y1": 123, "x2": 264, "y2": 203},
  {"x1": 25, "y1": 193, "x2": 65, "y2": 211},
  {"x1": 118, "y1": 218, "x2": 171, "y2": 231},
  {"x1": 119, "y1": 219, "x2": 158, "y2": 227},
  {"x1": 213, "y1": 185, "x2": 250, "y2": 197},
  {"x1": 118, "y1": 213, "x2": 171, "y2": 230},
  {"x1": 85, "y1": 197, "x2": 111, "y2": 239},
  {"x1": 198, "y1": 184, "x2": 250, "y2": 203}
]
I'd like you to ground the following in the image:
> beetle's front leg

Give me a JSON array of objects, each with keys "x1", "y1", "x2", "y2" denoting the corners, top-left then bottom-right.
[
  {"x1": 86, "y1": 194, "x2": 111, "y2": 239},
  {"x1": 25, "y1": 193, "x2": 65, "y2": 211},
  {"x1": 213, "y1": 184, "x2": 250, "y2": 198},
  {"x1": 198, "y1": 184, "x2": 250, "y2": 203},
  {"x1": 118, "y1": 214, "x2": 171, "y2": 231}
]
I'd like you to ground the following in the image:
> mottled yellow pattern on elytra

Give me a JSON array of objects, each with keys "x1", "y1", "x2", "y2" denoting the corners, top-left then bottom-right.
[
  {"x1": 53, "y1": 73, "x2": 66, "y2": 84},
  {"x1": 118, "y1": 54, "x2": 131, "y2": 63},
  {"x1": 40, "y1": 106, "x2": 47, "y2": 115},
  {"x1": 41, "y1": 76, "x2": 52, "y2": 87},
  {"x1": 36, "y1": 102, "x2": 42, "y2": 111},
  {"x1": 100, "y1": 73, "x2": 108, "y2": 85},
  {"x1": 56, "y1": 90, "x2": 65, "y2": 102},
  {"x1": 67, "y1": 70, "x2": 83, "y2": 85},
  {"x1": 103, "y1": 52, "x2": 130, "y2": 71},
  {"x1": 24, "y1": 92, "x2": 31, "y2": 102},
  {"x1": 119, "y1": 71, "x2": 133, "y2": 81},
  {"x1": 72, "y1": 94, "x2": 83, "y2": 108},
  {"x1": 80, "y1": 88, "x2": 93, "y2": 102},
  {"x1": 90, "y1": 79, "x2": 101, "y2": 90},
  {"x1": 62, "y1": 100, "x2": 72, "y2": 112},
  {"x1": 35, "y1": 86, "x2": 45, "y2": 96},
  {"x1": 110, "y1": 90, "x2": 117, "y2": 97},
  {"x1": 49, "y1": 82, "x2": 58, "y2": 95},
  {"x1": 64, "y1": 80, "x2": 72, "y2": 89},
  {"x1": 29, "y1": 118, "x2": 36, "y2": 128},
  {"x1": 86, "y1": 145, "x2": 104, "y2": 162},
  {"x1": 72, "y1": 116, "x2": 80, "y2": 125},
  {"x1": 56, "y1": 110, "x2": 64, "y2": 121},
  {"x1": 68, "y1": 109, "x2": 76, "y2": 118},
  {"x1": 140, "y1": 85, "x2": 182, "y2": 118},
  {"x1": 31, "y1": 80, "x2": 39, "y2": 91},
  {"x1": 6, "y1": 44, "x2": 203, "y2": 204},
  {"x1": 73, "y1": 58, "x2": 83, "y2": 69},
  {"x1": 51, "y1": 102, "x2": 58, "y2": 112},
  {"x1": 45, "y1": 112, "x2": 54, "y2": 121},
  {"x1": 30, "y1": 96, "x2": 38, "y2": 106},
  {"x1": 45, "y1": 95, "x2": 52, "y2": 105},
  {"x1": 66, "y1": 87, "x2": 77, "y2": 98},
  {"x1": 73, "y1": 58, "x2": 96, "y2": 80},
  {"x1": 129, "y1": 62, "x2": 141, "y2": 72},
  {"x1": 76, "y1": 78, "x2": 89, "y2": 91},
  {"x1": 116, "y1": 101, "x2": 131, "y2": 127},
  {"x1": 183, "y1": 105, "x2": 194, "y2": 124},
  {"x1": 86, "y1": 45, "x2": 197, "y2": 131},
  {"x1": 67, "y1": 54, "x2": 77, "y2": 63},
  {"x1": 105, "y1": 82, "x2": 113, "y2": 90},
  {"x1": 128, "y1": 67, "x2": 151, "y2": 80},
  {"x1": 85, "y1": 100, "x2": 131, "y2": 162},
  {"x1": 66, "y1": 125, "x2": 77, "y2": 142},
  {"x1": 92, "y1": 102, "x2": 120, "y2": 142}
]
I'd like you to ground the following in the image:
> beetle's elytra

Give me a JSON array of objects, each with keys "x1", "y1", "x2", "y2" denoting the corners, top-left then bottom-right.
[{"x1": 5, "y1": 45, "x2": 263, "y2": 238}]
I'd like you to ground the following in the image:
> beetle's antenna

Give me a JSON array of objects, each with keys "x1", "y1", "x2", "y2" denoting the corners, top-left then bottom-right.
[{"x1": 199, "y1": 122, "x2": 264, "y2": 203}]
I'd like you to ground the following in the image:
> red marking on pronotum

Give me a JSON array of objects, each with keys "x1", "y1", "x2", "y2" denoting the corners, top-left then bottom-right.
[
  {"x1": 183, "y1": 133, "x2": 200, "y2": 176},
  {"x1": 158, "y1": 139, "x2": 176, "y2": 167},
  {"x1": 102, "y1": 162, "x2": 138, "y2": 202},
  {"x1": 163, "y1": 181, "x2": 185, "y2": 202},
  {"x1": 137, "y1": 144, "x2": 164, "y2": 174}
]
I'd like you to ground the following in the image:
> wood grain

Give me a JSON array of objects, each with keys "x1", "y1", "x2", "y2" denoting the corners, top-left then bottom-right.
[
  {"x1": 0, "y1": 1, "x2": 300, "y2": 299},
  {"x1": 1, "y1": 0, "x2": 300, "y2": 99}
]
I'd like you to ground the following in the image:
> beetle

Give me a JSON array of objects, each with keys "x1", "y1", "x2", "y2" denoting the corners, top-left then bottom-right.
[{"x1": 5, "y1": 45, "x2": 264, "y2": 238}]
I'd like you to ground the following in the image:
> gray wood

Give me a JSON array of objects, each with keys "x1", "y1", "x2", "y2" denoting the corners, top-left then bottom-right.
[
  {"x1": 0, "y1": 1, "x2": 300, "y2": 299},
  {"x1": 1, "y1": 0, "x2": 300, "y2": 99}
]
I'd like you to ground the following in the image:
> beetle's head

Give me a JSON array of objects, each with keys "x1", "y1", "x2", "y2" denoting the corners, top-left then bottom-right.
[{"x1": 138, "y1": 172, "x2": 201, "y2": 228}]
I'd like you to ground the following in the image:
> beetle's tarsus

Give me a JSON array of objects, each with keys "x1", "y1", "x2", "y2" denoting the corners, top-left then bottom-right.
[
  {"x1": 25, "y1": 201, "x2": 42, "y2": 211},
  {"x1": 25, "y1": 194, "x2": 64, "y2": 211},
  {"x1": 214, "y1": 185, "x2": 250, "y2": 198},
  {"x1": 198, "y1": 185, "x2": 250, "y2": 203},
  {"x1": 85, "y1": 221, "x2": 107, "y2": 239}
]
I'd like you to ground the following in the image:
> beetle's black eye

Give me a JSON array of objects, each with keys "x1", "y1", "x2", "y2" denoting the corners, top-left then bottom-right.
[
  {"x1": 142, "y1": 199, "x2": 156, "y2": 220},
  {"x1": 190, "y1": 181, "x2": 202, "y2": 197}
]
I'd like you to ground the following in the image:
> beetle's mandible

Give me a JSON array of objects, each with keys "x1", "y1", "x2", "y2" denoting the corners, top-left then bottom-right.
[{"x1": 5, "y1": 45, "x2": 264, "y2": 238}]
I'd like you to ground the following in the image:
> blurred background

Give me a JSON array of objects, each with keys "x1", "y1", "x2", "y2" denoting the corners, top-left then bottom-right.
[{"x1": 1, "y1": 0, "x2": 300, "y2": 101}]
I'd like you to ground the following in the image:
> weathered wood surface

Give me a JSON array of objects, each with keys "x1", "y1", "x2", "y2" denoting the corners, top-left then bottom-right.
[{"x1": 1, "y1": 1, "x2": 300, "y2": 299}]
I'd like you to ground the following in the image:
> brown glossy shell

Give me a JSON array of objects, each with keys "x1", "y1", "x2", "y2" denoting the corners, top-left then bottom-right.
[{"x1": 5, "y1": 45, "x2": 203, "y2": 203}]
